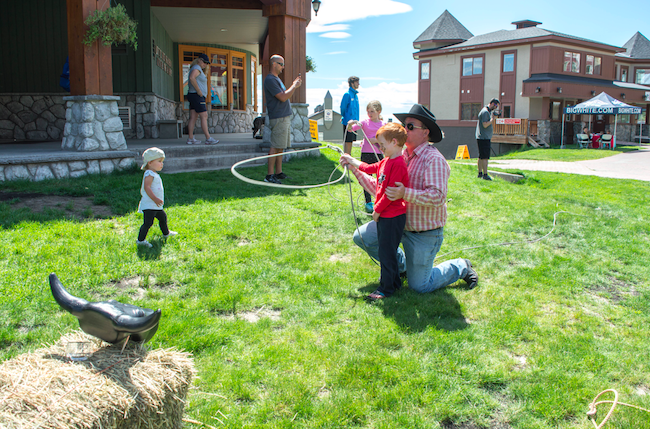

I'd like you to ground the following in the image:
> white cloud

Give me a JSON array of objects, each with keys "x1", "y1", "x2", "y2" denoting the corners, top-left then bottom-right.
[
  {"x1": 307, "y1": 80, "x2": 417, "y2": 123},
  {"x1": 320, "y1": 32, "x2": 351, "y2": 39},
  {"x1": 307, "y1": 0, "x2": 412, "y2": 34},
  {"x1": 325, "y1": 51, "x2": 348, "y2": 55}
]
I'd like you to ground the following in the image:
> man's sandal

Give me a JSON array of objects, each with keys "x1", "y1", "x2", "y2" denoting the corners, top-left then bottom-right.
[{"x1": 366, "y1": 290, "x2": 386, "y2": 301}]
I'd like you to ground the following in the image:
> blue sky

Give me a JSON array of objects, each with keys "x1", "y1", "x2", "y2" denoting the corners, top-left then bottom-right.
[{"x1": 302, "y1": 0, "x2": 649, "y2": 122}]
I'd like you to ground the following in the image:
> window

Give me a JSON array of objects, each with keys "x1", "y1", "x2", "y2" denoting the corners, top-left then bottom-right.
[
  {"x1": 586, "y1": 55, "x2": 602, "y2": 75},
  {"x1": 636, "y1": 69, "x2": 650, "y2": 85},
  {"x1": 231, "y1": 55, "x2": 245, "y2": 111},
  {"x1": 620, "y1": 68, "x2": 628, "y2": 82},
  {"x1": 462, "y1": 57, "x2": 482, "y2": 76},
  {"x1": 179, "y1": 44, "x2": 256, "y2": 112},
  {"x1": 210, "y1": 52, "x2": 228, "y2": 109},
  {"x1": 550, "y1": 101, "x2": 561, "y2": 120},
  {"x1": 461, "y1": 103, "x2": 482, "y2": 120},
  {"x1": 563, "y1": 51, "x2": 580, "y2": 73},
  {"x1": 503, "y1": 53, "x2": 514, "y2": 72},
  {"x1": 420, "y1": 62, "x2": 430, "y2": 80}
]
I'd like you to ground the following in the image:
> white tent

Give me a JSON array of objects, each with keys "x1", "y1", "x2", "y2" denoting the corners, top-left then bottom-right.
[{"x1": 562, "y1": 92, "x2": 642, "y2": 148}]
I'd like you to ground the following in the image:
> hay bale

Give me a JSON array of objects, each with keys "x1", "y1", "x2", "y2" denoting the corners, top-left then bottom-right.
[{"x1": 0, "y1": 331, "x2": 195, "y2": 429}]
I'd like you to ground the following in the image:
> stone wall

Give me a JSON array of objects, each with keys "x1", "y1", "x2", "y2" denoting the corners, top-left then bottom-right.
[
  {"x1": 0, "y1": 152, "x2": 136, "y2": 182},
  {"x1": 1, "y1": 93, "x2": 257, "y2": 142},
  {"x1": 181, "y1": 105, "x2": 257, "y2": 135},
  {"x1": 116, "y1": 93, "x2": 177, "y2": 140},
  {"x1": 62, "y1": 95, "x2": 127, "y2": 152},
  {"x1": 261, "y1": 103, "x2": 312, "y2": 145},
  {"x1": 0, "y1": 94, "x2": 67, "y2": 141}
]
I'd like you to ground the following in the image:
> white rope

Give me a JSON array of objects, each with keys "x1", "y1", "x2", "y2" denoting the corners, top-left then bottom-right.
[{"x1": 230, "y1": 144, "x2": 346, "y2": 189}]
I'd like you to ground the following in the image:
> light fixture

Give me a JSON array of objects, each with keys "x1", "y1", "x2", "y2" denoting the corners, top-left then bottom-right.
[
  {"x1": 591, "y1": 90, "x2": 596, "y2": 96},
  {"x1": 535, "y1": 87, "x2": 540, "y2": 93},
  {"x1": 312, "y1": 0, "x2": 321, "y2": 15},
  {"x1": 557, "y1": 87, "x2": 562, "y2": 93},
  {"x1": 501, "y1": 92, "x2": 505, "y2": 96},
  {"x1": 620, "y1": 93, "x2": 626, "y2": 99}
]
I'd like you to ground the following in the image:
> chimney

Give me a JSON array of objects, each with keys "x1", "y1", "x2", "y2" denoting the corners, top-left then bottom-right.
[{"x1": 512, "y1": 20, "x2": 542, "y2": 29}]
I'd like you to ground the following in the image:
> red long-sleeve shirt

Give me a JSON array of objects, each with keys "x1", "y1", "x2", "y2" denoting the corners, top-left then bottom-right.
[{"x1": 358, "y1": 156, "x2": 409, "y2": 218}]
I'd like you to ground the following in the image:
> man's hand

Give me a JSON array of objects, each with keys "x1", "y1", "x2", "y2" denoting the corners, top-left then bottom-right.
[
  {"x1": 372, "y1": 210, "x2": 380, "y2": 222},
  {"x1": 385, "y1": 181, "x2": 406, "y2": 201}
]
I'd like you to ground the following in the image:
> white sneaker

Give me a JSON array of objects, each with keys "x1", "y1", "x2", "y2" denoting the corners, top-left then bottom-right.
[
  {"x1": 163, "y1": 231, "x2": 178, "y2": 238},
  {"x1": 186, "y1": 138, "x2": 198, "y2": 145},
  {"x1": 136, "y1": 239, "x2": 153, "y2": 248},
  {"x1": 205, "y1": 137, "x2": 219, "y2": 145}
]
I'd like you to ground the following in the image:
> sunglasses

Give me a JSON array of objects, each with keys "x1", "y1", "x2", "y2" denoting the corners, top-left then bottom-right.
[
  {"x1": 406, "y1": 123, "x2": 426, "y2": 131},
  {"x1": 276, "y1": 62, "x2": 284, "y2": 66}
]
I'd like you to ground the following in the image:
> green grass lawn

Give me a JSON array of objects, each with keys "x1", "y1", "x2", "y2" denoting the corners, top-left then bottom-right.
[
  {"x1": 1, "y1": 147, "x2": 649, "y2": 428},
  {"x1": 490, "y1": 144, "x2": 645, "y2": 162}
]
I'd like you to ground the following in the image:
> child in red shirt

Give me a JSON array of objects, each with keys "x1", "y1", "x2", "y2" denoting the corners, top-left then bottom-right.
[{"x1": 357, "y1": 123, "x2": 409, "y2": 300}]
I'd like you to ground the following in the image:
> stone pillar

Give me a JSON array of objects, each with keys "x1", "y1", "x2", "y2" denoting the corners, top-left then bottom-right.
[
  {"x1": 62, "y1": 95, "x2": 127, "y2": 151},
  {"x1": 262, "y1": 103, "x2": 311, "y2": 146}
]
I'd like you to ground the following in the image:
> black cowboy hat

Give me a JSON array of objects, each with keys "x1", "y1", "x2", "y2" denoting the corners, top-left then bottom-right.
[{"x1": 394, "y1": 104, "x2": 443, "y2": 143}]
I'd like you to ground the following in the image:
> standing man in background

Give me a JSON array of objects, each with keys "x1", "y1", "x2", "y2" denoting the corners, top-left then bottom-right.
[
  {"x1": 263, "y1": 54, "x2": 302, "y2": 184},
  {"x1": 475, "y1": 98, "x2": 500, "y2": 181},
  {"x1": 341, "y1": 76, "x2": 360, "y2": 154}
]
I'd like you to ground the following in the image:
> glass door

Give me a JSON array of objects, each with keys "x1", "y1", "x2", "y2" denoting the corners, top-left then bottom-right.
[{"x1": 210, "y1": 52, "x2": 229, "y2": 110}]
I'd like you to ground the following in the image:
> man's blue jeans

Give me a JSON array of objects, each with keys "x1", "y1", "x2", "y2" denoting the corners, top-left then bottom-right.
[{"x1": 352, "y1": 221, "x2": 470, "y2": 293}]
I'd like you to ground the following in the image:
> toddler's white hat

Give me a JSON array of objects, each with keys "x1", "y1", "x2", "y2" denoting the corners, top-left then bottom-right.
[{"x1": 141, "y1": 147, "x2": 165, "y2": 170}]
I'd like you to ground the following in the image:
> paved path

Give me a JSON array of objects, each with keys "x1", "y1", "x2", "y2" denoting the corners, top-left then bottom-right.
[{"x1": 486, "y1": 148, "x2": 650, "y2": 182}]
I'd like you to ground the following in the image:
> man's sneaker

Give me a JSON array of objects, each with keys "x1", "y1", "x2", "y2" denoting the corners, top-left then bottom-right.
[
  {"x1": 163, "y1": 231, "x2": 178, "y2": 239},
  {"x1": 186, "y1": 137, "x2": 198, "y2": 145},
  {"x1": 274, "y1": 172, "x2": 289, "y2": 180},
  {"x1": 482, "y1": 174, "x2": 493, "y2": 181},
  {"x1": 205, "y1": 137, "x2": 219, "y2": 145},
  {"x1": 478, "y1": 172, "x2": 483, "y2": 178},
  {"x1": 264, "y1": 174, "x2": 281, "y2": 184},
  {"x1": 463, "y1": 259, "x2": 478, "y2": 289},
  {"x1": 365, "y1": 202, "x2": 374, "y2": 213},
  {"x1": 136, "y1": 239, "x2": 153, "y2": 248}
]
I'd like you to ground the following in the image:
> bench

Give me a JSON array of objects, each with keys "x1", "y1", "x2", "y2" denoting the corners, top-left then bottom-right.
[{"x1": 158, "y1": 120, "x2": 183, "y2": 139}]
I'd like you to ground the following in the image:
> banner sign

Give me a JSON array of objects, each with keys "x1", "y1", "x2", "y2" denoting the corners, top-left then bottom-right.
[
  {"x1": 564, "y1": 106, "x2": 642, "y2": 115},
  {"x1": 496, "y1": 118, "x2": 521, "y2": 124}
]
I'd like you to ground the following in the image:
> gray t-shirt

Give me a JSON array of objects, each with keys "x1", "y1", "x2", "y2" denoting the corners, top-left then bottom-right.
[
  {"x1": 264, "y1": 74, "x2": 291, "y2": 119},
  {"x1": 188, "y1": 64, "x2": 207, "y2": 97},
  {"x1": 475, "y1": 106, "x2": 493, "y2": 140}
]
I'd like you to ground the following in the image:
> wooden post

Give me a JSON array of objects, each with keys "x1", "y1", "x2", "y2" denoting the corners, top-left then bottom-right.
[
  {"x1": 67, "y1": 0, "x2": 114, "y2": 96},
  {"x1": 263, "y1": 0, "x2": 309, "y2": 104}
]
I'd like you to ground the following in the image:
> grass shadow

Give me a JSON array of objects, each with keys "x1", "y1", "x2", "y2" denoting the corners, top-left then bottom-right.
[
  {"x1": 0, "y1": 154, "x2": 347, "y2": 228},
  {"x1": 358, "y1": 283, "x2": 469, "y2": 333}
]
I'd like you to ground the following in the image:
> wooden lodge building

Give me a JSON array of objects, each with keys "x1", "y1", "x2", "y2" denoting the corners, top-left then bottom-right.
[
  {"x1": 414, "y1": 10, "x2": 650, "y2": 152},
  {"x1": 0, "y1": 0, "x2": 314, "y2": 144}
]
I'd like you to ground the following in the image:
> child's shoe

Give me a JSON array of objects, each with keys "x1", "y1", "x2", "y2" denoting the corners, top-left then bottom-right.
[
  {"x1": 163, "y1": 231, "x2": 178, "y2": 239},
  {"x1": 364, "y1": 202, "x2": 374, "y2": 213},
  {"x1": 136, "y1": 239, "x2": 153, "y2": 248}
]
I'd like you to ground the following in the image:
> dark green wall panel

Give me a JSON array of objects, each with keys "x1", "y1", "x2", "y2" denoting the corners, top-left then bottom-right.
[
  {"x1": 112, "y1": 0, "x2": 153, "y2": 93},
  {"x1": 0, "y1": 0, "x2": 68, "y2": 93}
]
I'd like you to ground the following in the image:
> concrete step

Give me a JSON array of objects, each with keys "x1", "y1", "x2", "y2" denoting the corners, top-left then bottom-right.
[{"x1": 161, "y1": 151, "x2": 267, "y2": 173}]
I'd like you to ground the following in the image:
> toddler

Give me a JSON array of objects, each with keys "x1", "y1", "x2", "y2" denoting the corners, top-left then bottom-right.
[{"x1": 136, "y1": 147, "x2": 177, "y2": 247}]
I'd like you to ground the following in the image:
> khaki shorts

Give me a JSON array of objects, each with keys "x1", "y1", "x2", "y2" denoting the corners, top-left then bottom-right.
[{"x1": 269, "y1": 116, "x2": 291, "y2": 149}]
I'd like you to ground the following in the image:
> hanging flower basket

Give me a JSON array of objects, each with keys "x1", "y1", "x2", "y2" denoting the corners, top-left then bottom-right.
[{"x1": 83, "y1": 4, "x2": 138, "y2": 51}]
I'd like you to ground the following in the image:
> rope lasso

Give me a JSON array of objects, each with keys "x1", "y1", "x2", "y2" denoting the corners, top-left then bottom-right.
[
  {"x1": 230, "y1": 144, "x2": 346, "y2": 189},
  {"x1": 587, "y1": 389, "x2": 650, "y2": 428}
]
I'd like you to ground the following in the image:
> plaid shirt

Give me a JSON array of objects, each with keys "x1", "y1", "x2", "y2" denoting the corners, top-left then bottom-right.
[{"x1": 353, "y1": 143, "x2": 449, "y2": 231}]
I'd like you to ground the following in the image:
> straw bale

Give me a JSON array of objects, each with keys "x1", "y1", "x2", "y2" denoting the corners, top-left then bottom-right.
[{"x1": 0, "y1": 331, "x2": 195, "y2": 429}]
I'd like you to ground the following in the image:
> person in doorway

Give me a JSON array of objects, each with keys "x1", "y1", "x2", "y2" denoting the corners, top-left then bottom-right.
[
  {"x1": 187, "y1": 54, "x2": 219, "y2": 145},
  {"x1": 349, "y1": 100, "x2": 386, "y2": 213},
  {"x1": 340, "y1": 104, "x2": 478, "y2": 295},
  {"x1": 263, "y1": 54, "x2": 302, "y2": 184},
  {"x1": 475, "y1": 98, "x2": 500, "y2": 180},
  {"x1": 341, "y1": 76, "x2": 360, "y2": 155},
  {"x1": 341, "y1": 122, "x2": 409, "y2": 301}
]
